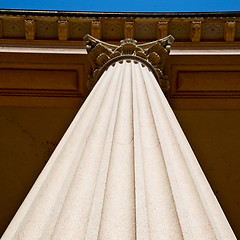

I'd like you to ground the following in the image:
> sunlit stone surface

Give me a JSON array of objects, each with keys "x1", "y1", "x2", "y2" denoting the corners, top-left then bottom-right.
[{"x1": 2, "y1": 60, "x2": 236, "y2": 240}]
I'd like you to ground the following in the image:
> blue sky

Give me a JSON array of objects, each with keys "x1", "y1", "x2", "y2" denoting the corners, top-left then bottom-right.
[{"x1": 0, "y1": 0, "x2": 240, "y2": 12}]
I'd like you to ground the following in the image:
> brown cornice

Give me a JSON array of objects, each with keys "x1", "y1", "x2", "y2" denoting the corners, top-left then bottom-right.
[
  {"x1": 0, "y1": 9, "x2": 240, "y2": 18},
  {"x1": 0, "y1": 10, "x2": 240, "y2": 45}
]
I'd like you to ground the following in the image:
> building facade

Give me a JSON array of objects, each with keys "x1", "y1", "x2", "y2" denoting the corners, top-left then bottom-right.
[{"x1": 0, "y1": 10, "x2": 239, "y2": 238}]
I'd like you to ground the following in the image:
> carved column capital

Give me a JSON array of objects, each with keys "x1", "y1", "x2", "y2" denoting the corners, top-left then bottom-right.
[
  {"x1": 84, "y1": 34, "x2": 174, "y2": 91},
  {"x1": 24, "y1": 19, "x2": 36, "y2": 40}
]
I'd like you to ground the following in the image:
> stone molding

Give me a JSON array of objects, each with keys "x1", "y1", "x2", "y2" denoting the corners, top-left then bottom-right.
[
  {"x1": 58, "y1": 20, "x2": 69, "y2": 41},
  {"x1": 157, "y1": 21, "x2": 168, "y2": 39},
  {"x1": 191, "y1": 21, "x2": 201, "y2": 42},
  {"x1": 0, "y1": 11, "x2": 240, "y2": 43},
  {"x1": 24, "y1": 20, "x2": 36, "y2": 40},
  {"x1": 124, "y1": 21, "x2": 134, "y2": 39},
  {"x1": 91, "y1": 20, "x2": 101, "y2": 39},
  {"x1": 224, "y1": 21, "x2": 236, "y2": 41},
  {"x1": 84, "y1": 34, "x2": 174, "y2": 90}
]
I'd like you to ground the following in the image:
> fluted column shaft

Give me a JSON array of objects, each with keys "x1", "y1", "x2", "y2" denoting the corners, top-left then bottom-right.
[{"x1": 2, "y1": 60, "x2": 236, "y2": 240}]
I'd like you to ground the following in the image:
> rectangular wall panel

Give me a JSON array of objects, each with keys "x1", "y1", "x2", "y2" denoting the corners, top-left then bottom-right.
[
  {"x1": 0, "y1": 69, "x2": 78, "y2": 91},
  {"x1": 177, "y1": 71, "x2": 240, "y2": 92},
  {"x1": 171, "y1": 63, "x2": 240, "y2": 98}
]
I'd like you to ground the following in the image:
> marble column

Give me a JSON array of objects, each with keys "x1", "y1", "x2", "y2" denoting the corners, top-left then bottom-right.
[{"x1": 2, "y1": 38, "x2": 236, "y2": 240}]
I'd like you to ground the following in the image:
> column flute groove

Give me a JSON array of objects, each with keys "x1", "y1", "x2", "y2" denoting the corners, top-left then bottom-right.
[
  {"x1": 132, "y1": 61, "x2": 150, "y2": 240},
  {"x1": 143, "y1": 67, "x2": 216, "y2": 239},
  {"x1": 148, "y1": 68, "x2": 236, "y2": 240},
  {"x1": 85, "y1": 62, "x2": 126, "y2": 240},
  {"x1": 50, "y1": 63, "x2": 125, "y2": 240},
  {"x1": 134, "y1": 62, "x2": 183, "y2": 240},
  {"x1": 2, "y1": 59, "x2": 119, "y2": 240},
  {"x1": 142, "y1": 67, "x2": 232, "y2": 239},
  {"x1": 98, "y1": 61, "x2": 136, "y2": 240}
]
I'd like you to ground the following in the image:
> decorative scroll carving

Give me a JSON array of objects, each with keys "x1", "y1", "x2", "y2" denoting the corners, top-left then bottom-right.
[
  {"x1": 58, "y1": 20, "x2": 69, "y2": 41},
  {"x1": 84, "y1": 34, "x2": 174, "y2": 91},
  {"x1": 224, "y1": 21, "x2": 236, "y2": 42},
  {"x1": 157, "y1": 21, "x2": 168, "y2": 39},
  {"x1": 191, "y1": 21, "x2": 201, "y2": 42},
  {"x1": 91, "y1": 20, "x2": 101, "y2": 39},
  {"x1": 124, "y1": 21, "x2": 134, "y2": 39},
  {"x1": 25, "y1": 20, "x2": 36, "y2": 40}
]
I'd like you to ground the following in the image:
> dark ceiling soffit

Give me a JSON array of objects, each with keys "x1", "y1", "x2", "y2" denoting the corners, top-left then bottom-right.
[{"x1": 0, "y1": 9, "x2": 240, "y2": 18}]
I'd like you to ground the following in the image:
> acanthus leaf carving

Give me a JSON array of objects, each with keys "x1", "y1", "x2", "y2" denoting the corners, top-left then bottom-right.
[{"x1": 84, "y1": 34, "x2": 174, "y2": 91}]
